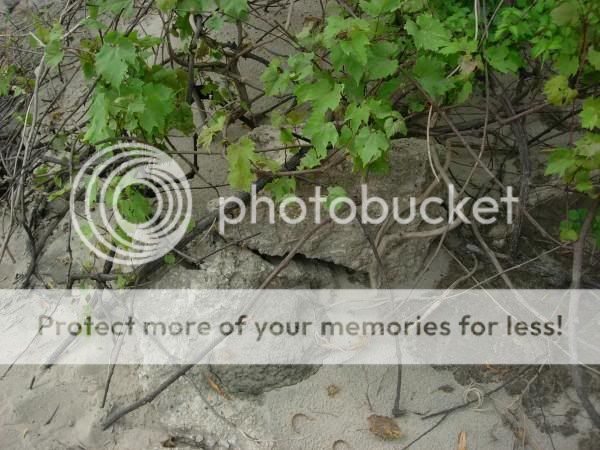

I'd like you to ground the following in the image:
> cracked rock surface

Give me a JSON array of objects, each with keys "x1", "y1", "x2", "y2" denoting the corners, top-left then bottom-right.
[{"x1": 221, "y1": 136, "x2": 437, "y2": 286}]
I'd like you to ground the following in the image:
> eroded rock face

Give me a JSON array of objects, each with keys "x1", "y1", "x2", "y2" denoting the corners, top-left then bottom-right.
[
  {"x1": 221, "y1": 137, "x2": 436, "y2": 285},
  {"x1": 152, "y1": 239, "x2": 337, "y2": 289},
  {"x1": 150, "y1": 241, "x2": 330, "y2": 395}
]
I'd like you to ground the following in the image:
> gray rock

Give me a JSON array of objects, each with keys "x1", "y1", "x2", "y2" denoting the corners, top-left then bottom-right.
[
  {"x1": 221, "y1": 137, "x2": 436, "y2": 285},
  {"x1": 153, "y1": 238, "x2": 337, "y2": 289},
  {"x1": 150, "y1": 241, "x2": 331, "y2": 395},
  {"x1": 209, "y1": 364, "x2": 319, "y2": 396}
]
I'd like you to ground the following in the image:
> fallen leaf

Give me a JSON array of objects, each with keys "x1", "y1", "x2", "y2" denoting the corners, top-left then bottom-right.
[
  {"x1": 437, "y1": 384, "x2": 455, "y2": 393},
  {"x1": 291, "y1": 413, "x2": 313, "y2": 433},
  {"x1": 327, "y1": 384, "x2": 340, "y2": 397},
  {"x1": 332, "y1": 439, "x2": 351, "y2": 450},
  {"x1": 162, "y1": 436, "x2": 207, "y2": 448},
  {"x1": 205, "y1": 374, "x2": 230, "y2": 399},
  {"x1": 484, "y1": 364, "x2": 510, "y2": 375},
  {"x1": 161, "y1": 437, "x2": 177, "y2": 448},
  {"x1": 457, "y1": 431, "x2": 467, "y2": 450},
  {"x1": 367, "y1": 414, "x2": 403, "y2": 440}
]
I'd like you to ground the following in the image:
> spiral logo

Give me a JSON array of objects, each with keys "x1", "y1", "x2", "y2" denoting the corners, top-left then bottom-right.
[{"x1": 70, "y1": 142, "x2": 192, "y2": 266}]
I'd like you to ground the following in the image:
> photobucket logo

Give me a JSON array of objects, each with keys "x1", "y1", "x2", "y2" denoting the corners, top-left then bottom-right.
[
  {"x1": 70, "y1": 142, "x2": 192, "y2": 266},
  {"x1": 218, "y1": 185, "x2": 518, "y2": 233}
]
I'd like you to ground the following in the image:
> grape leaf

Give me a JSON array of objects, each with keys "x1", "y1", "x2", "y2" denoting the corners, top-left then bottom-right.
[
  {"x1": 0, "y1": 66, "x2": 15, "y2": 96},
  {"x1": 580, "y1": 98, "x2": 600, "y2": 130},
  {"x1": 294, "y1": 77, "x2": 344, "y2": 114},
  {"x1": 84, "y1": 90, "x2": 113, "y2": 143},
  {"x1": 227, "y1": 137, "x2": 256, "y2": 191},
  {"x1": 339, "y1": 30, "x2": 370, "y2": 65},
  {"x1": 261, "y1": 59, "x2": 289, "y2": 96},
  {"x1": 412, "y1": 57, "x2": 454, "y2": 100},
  {"x1": 95, "y1": 32, "x2": 137, "y2": 88},
  {"x1": 218, "y1": 0, "x2": 248, "y2": 19},
  {"x1": 345, "y1": 102, "x2": 370, "y2": 133},
  {"x1": 164, "y1": 253, "x2": 176, "y2": 265},
  {"x1": 157, "y1": 0, "x2": 178, "y2": 11},
  {"x1": 383, "y1": 117, "x2": 407, "y2": 137},
  {"x1": 288, "y1": 52, "x2": 314, "y2": 82},
  {"x1": 405, "y1": 14, "x2": 451, "y2": 52},
  {"x1": 544, "y1": 75, "x2": 577, "y2": 106},
  {"x1": 545, "y1": 148, "x2": 575, "y2": 177},
  {"x1": 352, "y1": 127, "x2": 389, "y2": 167},
  {"x1": 588, "y1": 47, "x2": 600, "y2": 71},
  {"x1": 367, "y1": 42, "x2": 399, "y2": 80},
  {"x1": 138, "y1": 84, "x2": 174, "y2": 136},
  {"x1": 198, "y1": 112, "x2": 227, "y2": 149},
  {"x1": 485, "y1": 45, "x2": 522, "y2": 74},
  {"x1": 326, "y1": 186, "x2": 347, "y2": 211},
  {"x1": 45, "y1": 24, "x2": 64, "y2": 68},
  {"x1": 300, "y1": 148, "x2": 325, "y2": 169},
  {"x1": 359, "y1": 0, "x2": 402, "y2": 16},
  {"x1": 303, "y1": 114, "x2": 338, "y2": 155},
  {"x1": 265, "y1": 177, "x2": 296, "y2": 202},
  {"x1": 551, "y1": 1, "x2": 579, "y2": 26}
]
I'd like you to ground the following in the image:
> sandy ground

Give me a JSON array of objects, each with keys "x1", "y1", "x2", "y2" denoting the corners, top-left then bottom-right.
[{"x1": 0, "y1": 363, "x2": 595, "y2": 450}]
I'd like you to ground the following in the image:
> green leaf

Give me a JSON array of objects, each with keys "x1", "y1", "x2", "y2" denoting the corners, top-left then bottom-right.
[
  {"x1": 588, "y1": 47, "x2": 600, "y2": 71},
  {"x1": 295, "y1": 77, "x2": 344, "y2": 114},
  {"x1": 279, "y1": 127, "x2": 294, "y2": 144},
  {"x1": 198, "y1": 112, "x2": 227, "y2": 149},
  {"x1": 367, "y1": 42, "x2": 399, "y2": 80},
  {"x1": 227, "y1": 137, "x2": 256, "y2": 191},
  {"x1": 118, "y1": 188, "x2": 153, "y2": 223},
  {"x1": 485, "y1": 45, "x2": 522, "y2": 74},
  {"x1": 345, "y1": 102, "x2": 370, "y2": 133},
  {"x1": 555, "y1": 53, "x2": 578, "y2": 77},
  {"x1": 545, "y1": 148, "x2": 575, "y2": 177},
  {"x1": 560, "y1": 227, "x2": 578, "y2": 242},
  {"x1": 157, "y1": 0, "x2": 178, "y2": 12},
  {"x1": 339, "y1": 30, "x2": 370, "y2": 65},
  {"x1": 412, "y1": 57, "x2": 454, "y2": 100},
  {"x1": 164, "y1": 253, "x2": 177, "y2": 265},
  {"x1": 288, "y1": 52, "x2": 314, "y2": 82},
  {"x1": 138, "y1": 83, "x2": 174, "y2": 136},
  {"x1": 0, "y1": 65, "x2": 15, "y2": 96},
  {"x1": 359, "y1": 0, "x2": 402, "y2": 16},
  {"x1": 551, "y1": 1, "x2": 579, "y2": 26},
  {"x1": 206, "y1": 14, "x2": 225, "y2": 30},
  {"x1": 544, "y1": 75, "x2": 577, "y2": 106},
  {"x1": 265, "y1": 177, "x2": 296, "y2": 202},
  {"x1": 574, "y1": 133, "x2": 600, "y2": 157},
  {"x1": 580, "y1": 98, "x2": 600, "y2": 130},
  {"x1": 573, "y1": 166, "x2": 593, "y2": 193},
  {"x1": 453, "y1": 80, "x2": 473, "y2": 105},
  {"x1": 84, "y1": 90, "x2": 113, "y2": 143},
  {"x1": 96, "y1": 0, "x2": 133, "y2": 15},
  {"x1": 86, "y1": 175, "x2": 100, "y2": 209},
  {"x1": 304, "y1": 114, "x2": 338, "y2": 155},
  {"x1": 116, "y1": 275, "x2": 130, "y2": 289},
  {"x1": 326, "y1": 186, "x2": 347, "y2": 211},
  {"x1": 45, "y1": 24, "x2": 64, "y2": 68},
  {"x1": 383, "y1": 117, "x2": 407, "y2": 137},
  {"x1": 300, "y1": 149, "x2": 325, "y2": 169},
  {"x1": 352, "y1": 127, "x2": 389, "y2": 167},
  {"x1": 95, "y1": 32, "x2": 137, "y2": 88},
  {"x1": 218, "y1": 0, "x2": 248, "y2": 19},
  {"x1": 405, "y1": 14, "x2": 451, "y2": 52},
  {"x1": 80, "y1": 221, "x2": 94, "y2": 239},
  {"x1": 261, "y1": 59, "x2": 289, "y2": 96}
]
